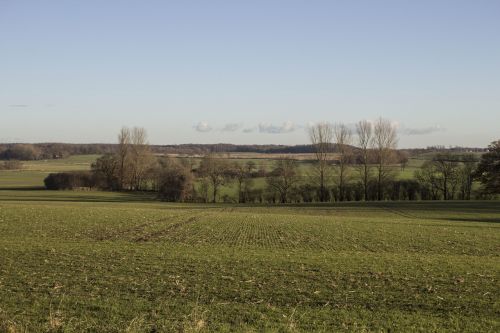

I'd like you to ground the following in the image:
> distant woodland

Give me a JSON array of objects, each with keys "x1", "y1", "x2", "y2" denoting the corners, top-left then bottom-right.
[{"x1": 0, "y1": 142, "x2": 488, "y2": 161}]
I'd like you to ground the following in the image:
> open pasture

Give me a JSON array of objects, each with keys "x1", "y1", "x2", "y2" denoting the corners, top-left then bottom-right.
[
  {"x1": 0, "y1": 193, "x2": 498, "y2": 332},
  {"x1": 0, "y1": 155, "x2": 98, "y2": 190}
]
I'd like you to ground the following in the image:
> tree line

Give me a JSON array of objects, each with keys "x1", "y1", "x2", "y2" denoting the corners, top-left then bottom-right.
[
  {"x1": 306, "y1": 119, "x2": 497, "y2": 201},
  {"x1": 0, "y1": 142, "x2": 318, "y2": 160},
  {"x1": 1, "y1": 142, "x2": 487, "y2": 162},
  {"x1": 43, "y1": 123, "x2": 499, "y2": 202},
  {"x1": 0, "y1": 143, "x2": 119, "y2": 160}
]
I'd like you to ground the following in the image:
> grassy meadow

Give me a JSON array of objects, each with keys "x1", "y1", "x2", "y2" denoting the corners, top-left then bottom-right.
[
  {"x1": 0, "y1": 155, "x2": 498, "y2": 332},
  {"x1": 0, "y1": 155, "x2": 99, "y2": 190}
]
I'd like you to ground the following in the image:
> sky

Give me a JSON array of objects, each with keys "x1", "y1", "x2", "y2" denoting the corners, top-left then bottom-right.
[{"x1": 1, "y1": 0, "x2": 499, "y2": 148}]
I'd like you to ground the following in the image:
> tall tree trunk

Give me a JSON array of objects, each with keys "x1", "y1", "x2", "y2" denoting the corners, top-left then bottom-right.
[
  {"x1": 320, "y1": 169, "x2": 325, "y2": 202},
  {"x1": 443, "y1": 176, "x2": 448, "y2": 200},
  {"x1": 377, "y1": 163, "x2": 383, "y2": 201},
  {"x1": 364, "y1": 163, "x2": 368, "y2": 200}
]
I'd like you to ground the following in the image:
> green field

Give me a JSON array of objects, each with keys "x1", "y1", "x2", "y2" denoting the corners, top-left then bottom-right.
[
  {"x1": 0, "y1": 155, "x2": 498, "y2": 332},
  {"x1": 0, "y1": 155, "x2": 98, "y2": 190},
  {"x1": 0, "y1": 190, "x2": 499, "y2": 332}
]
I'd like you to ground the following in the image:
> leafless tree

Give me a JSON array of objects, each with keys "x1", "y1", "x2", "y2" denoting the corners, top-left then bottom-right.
[
  {"x1": 372, "y1": 118, "x2": 398, "y2": 200},
  {"x1": 117, "y1": 127, "x2": 131, "y2": 190},
  {"x1": 333, "y1": 123, "x2": 352, "y2": 201},
  {"x1": 459, "y1": 155, "x2": 477, "y2": 200},
  {"x1": 398, "y1": 151, "x2": 410, "y2": 171},
  {"x1": 199, "y1": 153, "x2": 229, "y2": 203},
  {"x1": 309, "y1": 122, "x2": 333, "y2": 202},
  {"x1": 129, "y1": 127, "x2": 155, "y2": 190},
  {"x1": 432, "y1": 154, "x2": 461, "y2": 200},
  {"x1": 115, "y1": 126, "x2": 156, "y2": 191},
  {"x1": 232, "y1": 161, "x2": 255, "y2": 203},
  {"x1": 355, "y1": 120, "x2": 373, "y2": 200},
  {"x1": 415, "y1": 153, "x2": 461, "y2": 200},
  {"x1": 266, "y1": 157, "x2": 300, "y2": 203}
]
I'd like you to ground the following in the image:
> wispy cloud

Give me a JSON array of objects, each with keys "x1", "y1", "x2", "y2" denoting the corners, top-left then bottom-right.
[
  {"x1": 221, "y1": 123, "x2": 243, "y2": 132},
  {"x1": 306, "y1": 119, "x2": 443, "y2": 137},
  {"x1": 243, "y1": 127, "x2": 257, "y2": 133},
  {"x1": 258, "y1": 121, "x2": 297, "y2": 134},
  {"x1": 194, "y1": 121, "x2": 212, "y2": 133},
  {"x1": 401, "y1": 125, "x2": 445, "y2": 136},
  {"x1": 194, "y1": 120, "x2": 302, "y2": 134}
]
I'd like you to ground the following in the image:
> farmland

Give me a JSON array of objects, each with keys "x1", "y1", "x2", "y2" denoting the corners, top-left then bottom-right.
[
  {"x1": 0, "y1": 155, "x2": 499, "y2": 332},
  {"x1": 3, "y1": 0, "x2": 499, "y2": 330}
]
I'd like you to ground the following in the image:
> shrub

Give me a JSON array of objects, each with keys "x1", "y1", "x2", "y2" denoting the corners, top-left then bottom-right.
[
  {"x1": 158, "y1": 160, "x2": 194, "y2": 202},
  {"x1": 44, "y1": 172, "x2": 94, "y2": 190}
]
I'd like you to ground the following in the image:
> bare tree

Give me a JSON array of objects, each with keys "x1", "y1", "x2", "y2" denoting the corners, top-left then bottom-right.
[
  {"x1": 432, "y1": 154, "x2": 461, "y2": 200},
  {"x1": 266, "y1": 157, "x2": 300, "y2": 203},
  {"x1": 459, "y1": 154, "x2": 477, "y2": 200},
  {"x1": 129, "y1": 127, "x2": 155, "y2": 190},
  {"x1": 309, "y1": 122, "x2": 333, "y2": 202},
  {"x1": 199, "y1": 153, "x2": 229, "y2": 203},
  {"x1": 232, "y1": 161, "x2": 255, "y2": 203},
  {"x1": 355, "y1": 120, "x2": 373, "y2": 200},
  {"x1": 372, "y1": 118, "x2": 398, "y2": 200},
  {"x1": 117, "y1": 127, "x2": 131, "y2": 190},
  {"x1": 398, "y1": 151, "x2": 410, "y2": 171},
  {"x1": 415, "y1": 153, "x2": 461, "y2": 200},
  {"x1": 333, "y1": 123, "x2": 352, "y2": 201}
]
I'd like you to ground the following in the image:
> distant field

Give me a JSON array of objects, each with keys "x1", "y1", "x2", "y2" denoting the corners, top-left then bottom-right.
[
  {"x1": 0, "y1": 155, "x2": 98, "y2": 189},
  {"x1": 0, "y1": 192, "x2": 498, "y2": 332},
  {"x1": 20, "y1": 155, "x2": 100, "y2": 171},
  {"x1": 168, "y1": 152, "x2": 323, "y2": 160}
]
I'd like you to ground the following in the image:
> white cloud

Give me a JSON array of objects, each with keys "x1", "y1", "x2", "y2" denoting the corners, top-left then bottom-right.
[
  {"x1": 194, "y1": 121, "x2": 212, "y2": 133},
  {"x1": 258, "y1": 121, "x2": 297, "y2": 134},
  {"x1": 221, "y1": 123, "x2": 243, "y2": 132},
  {"x1": 401, "y1": 125, "x2": 445, "y2": 136}
]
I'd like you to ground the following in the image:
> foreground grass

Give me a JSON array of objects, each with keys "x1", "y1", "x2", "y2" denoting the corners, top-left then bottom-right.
[{"x1": 0, "y1": 191, "x2": 498, "y2": 332}]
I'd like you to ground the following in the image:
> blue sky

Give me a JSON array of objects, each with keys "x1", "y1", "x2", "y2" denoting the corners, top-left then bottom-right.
[{"x1": 1, "y1": 0, "x2": 499, "y2": 148}]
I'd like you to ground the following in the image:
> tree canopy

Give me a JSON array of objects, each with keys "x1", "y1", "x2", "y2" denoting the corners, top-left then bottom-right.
[{"x1": 475, "y1": 140, "x2": 500, "y2": 195}]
